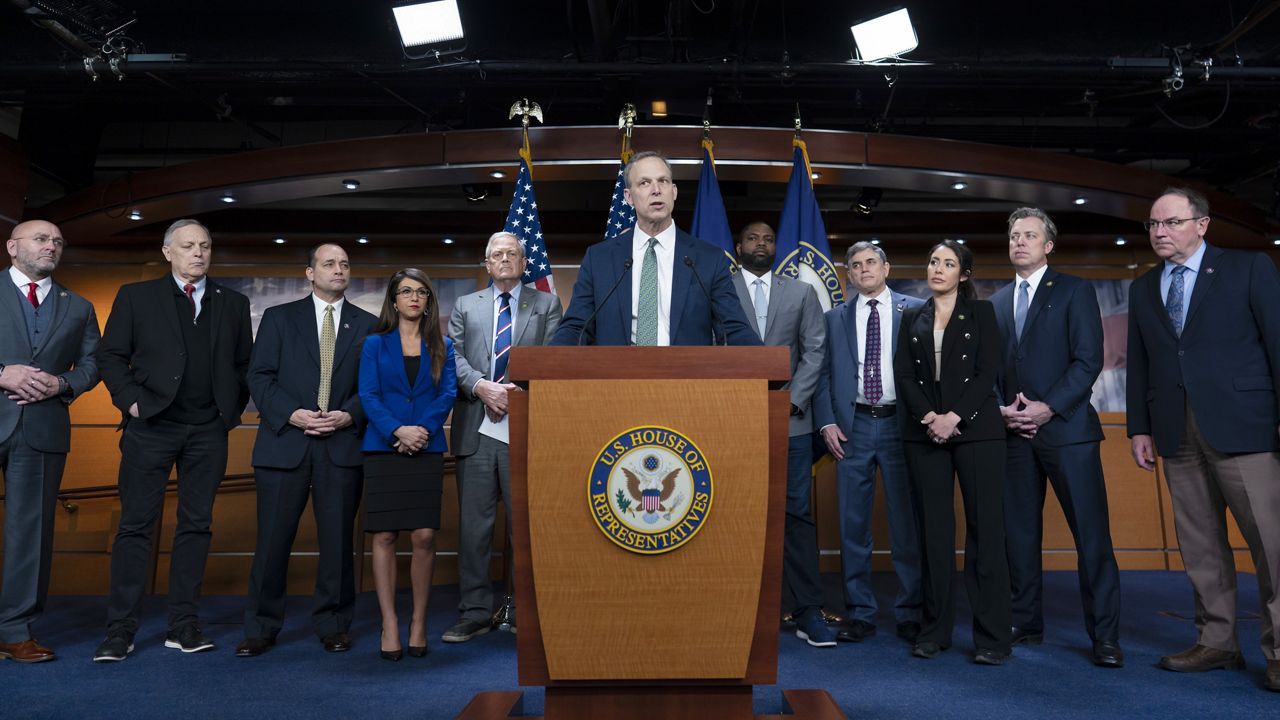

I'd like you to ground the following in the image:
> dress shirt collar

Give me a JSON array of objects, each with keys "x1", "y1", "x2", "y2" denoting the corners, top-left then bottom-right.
[
  {"x1": 493, "y1": 282, "x2": 522, "y2": 302},
  {"x1": 1014, "y1": 263, "x2": 1050, "y2": 294},
  {"x1": 633, "y1": 221, "x2": 677, "y2": 252},
  {"x1": 8, "y1": 265, "x2": 52, "y2": 297},
  {"x1": 173, "y1": 274, "x2": 207, "y2": 294},
  {"x1": 742, "y1": 269, "x2": 772, "y2": 291},
  {"x1": 1164, "y1": 240, "x2": 1207, "y2": 276},
  {"x1": 857, "y1": 286, "x2": 892, "y2": 309},
  {"x1": 311, "y1": 293, "x2": 345, "y2": 315}
]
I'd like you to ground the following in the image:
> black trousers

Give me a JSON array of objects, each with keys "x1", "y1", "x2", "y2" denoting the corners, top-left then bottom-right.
[
  {"x1": 243, "y1": 439, "x2": 363, "y2": 640},
  {"x1": 106, "y1": 417, "x2": 227, "y2": 635},
  {"x1": 905, "y1": 438, "x2": 1012, "y2": 653}
]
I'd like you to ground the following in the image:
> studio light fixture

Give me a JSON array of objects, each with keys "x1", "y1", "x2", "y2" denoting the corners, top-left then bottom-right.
[
  {"x1": 393, "y1": 0, "x2": 465, "y2": 58},
  {"x1": 128, "y1": 209, "x2": 142, "y2": 221},
  {"x1": 357, "y1": 236, "x2": 370, "y2": 245},
  {"x1": 342, "y1": 179, "x2": 360, "y2": 190},
  {"x1": 1114, "y1": 237, "x2": 1128, "y2": 246},
  {"x1": 442, "y1": 237, "x2": 456, "y2": 245},
  {"x1": 854, "y1": 187, "x2": 883, "y2": 215},
  {"x1": 221, "y1": 192, "x2": 236, "y2": 203},
  {"x1": 651, "y1": 100, "x2": 668, "y2": 118},
  {"x1": 869, "y1": 237, "x2": 882, "y2": 246},
  {"x1": 1074, "y1": 195, "x2": 1089, "y2": 205},
  {"x1": 951, "y1": 180, "x2": 968, "y2": 191},
  {"x1": 850, "y1": 8, "x2": 918, "y2": 63},
  {"x1": 489, "y1": 170, "x2": 506, "y2": 179},
  {"x1": 274, "y1": 237, "x2": 286, "y2": 245},
  {"x1": 810, "y1": 171, "x2": 822, "y2": 180},
  {"x1": 1273, "y1": 238, "x2": 1280, "y2": 246},
  {"x1": 955, "y1": 238, "x2": 967, "y2": 245}
]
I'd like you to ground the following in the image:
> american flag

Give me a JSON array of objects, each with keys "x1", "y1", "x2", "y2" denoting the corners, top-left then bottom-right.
[
  {"x1": 603, "y1": 161, "x2": 636, "y2": 240},
  {"x1": 505, "y1": 155, "x2": 555, "y2": 293}
]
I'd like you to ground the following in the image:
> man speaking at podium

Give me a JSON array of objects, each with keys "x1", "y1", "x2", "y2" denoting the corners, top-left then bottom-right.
[{"x1": 551, "y1": 151, "x2": 758, "y2": 347}]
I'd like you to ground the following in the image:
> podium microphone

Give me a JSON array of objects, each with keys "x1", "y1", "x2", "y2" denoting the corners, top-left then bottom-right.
[
  {"x1": 683, "y1": 255, "x2": 727, "y2": 346},
  {"x1": 578, "y1": 258, "x2": 634, "y2": 346}
]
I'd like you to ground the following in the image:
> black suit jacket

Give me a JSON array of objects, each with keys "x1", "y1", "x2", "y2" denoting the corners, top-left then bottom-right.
[
  {"x1": 894, "y1": 297, "x2": 1005, "y2": 444},
  {"x1": 97, "y1": 275, "x2": 252, "y2": 431},
  {"x1": 990, "y1": 269, "x2": 1104, "y2": 446},
  {"x1": 248, "y1": 296, "x2": 377, "y2": 469},
  {"x1": 1126, "y1": 244, "x2": 1280, "y2": 456}
]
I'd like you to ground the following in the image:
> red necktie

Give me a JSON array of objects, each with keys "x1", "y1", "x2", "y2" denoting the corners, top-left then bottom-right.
[
  {"x1": 26, "y1": 282, "x2": 39, "y2": 309},
  {"x1": 184, "y1": 283, "x2": 196, "y2": 314}
]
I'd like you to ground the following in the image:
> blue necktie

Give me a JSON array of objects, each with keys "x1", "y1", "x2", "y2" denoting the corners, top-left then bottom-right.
[
  {"x1": 752, "y1": 278, "x2": 768, "y2": 339},
  {"x1": 1165, "y1": 265, "x2": 1187, "y2": 337},
  {"x1": 1014, "y1": 280, "x2": 1029, "y2": 341},
  {"x1": 493, "y1": 292, "x2": 513, "y2": 383}
]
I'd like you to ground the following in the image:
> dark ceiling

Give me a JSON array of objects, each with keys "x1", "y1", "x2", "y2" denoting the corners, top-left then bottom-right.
[{"x1": 2, "y1": 0, "x2": 1279, "y2": 251}]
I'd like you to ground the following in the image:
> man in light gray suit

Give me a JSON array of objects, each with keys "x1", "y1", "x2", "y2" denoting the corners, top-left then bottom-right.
[
  {"x1": 0, "y1": 219, "x2": 100, "y2": 663},
  {"x1": 732, "y1": 221, "x2": 834, "y2": 647},
  {"x1": 814, "y1": 241, "x2": 924, "y2": 644},
  {"x1": 442, "y1": 231, "x2": 561, "y2": 643}
]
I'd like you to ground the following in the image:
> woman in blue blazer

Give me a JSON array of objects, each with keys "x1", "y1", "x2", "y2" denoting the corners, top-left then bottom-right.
[{"x1": 359, "y1": 268, "x2": 456, "y2": 660}]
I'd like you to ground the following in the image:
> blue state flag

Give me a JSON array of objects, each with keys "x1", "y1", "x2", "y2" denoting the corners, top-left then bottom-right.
[
  {"x1": 689, "y1": 139, "x2": 737, "y2": 268},
  {"x1": 774, "y1": 138, "x2": 843, "y2": 310}
]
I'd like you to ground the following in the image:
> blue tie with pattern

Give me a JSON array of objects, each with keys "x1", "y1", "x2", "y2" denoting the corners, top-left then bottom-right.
[
  {"x1": 1165, "y1": 266, "x2": 1187, "y2": 337},
  {"x1": 493, "y1": 292, "x2": 513, "y2": 383},
  {"x1": 1014, "y1": 280, "x2": 1030, "y2": 341}
]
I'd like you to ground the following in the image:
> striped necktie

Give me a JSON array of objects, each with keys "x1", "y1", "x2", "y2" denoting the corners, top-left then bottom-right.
[{"x1": 493, "y1": 292, "x2": 513, "y2": 382}]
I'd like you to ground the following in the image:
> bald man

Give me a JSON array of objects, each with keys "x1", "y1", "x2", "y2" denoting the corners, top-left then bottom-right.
[{"x1": 0, "y1": 220, "x2": 101, "y2": 663}]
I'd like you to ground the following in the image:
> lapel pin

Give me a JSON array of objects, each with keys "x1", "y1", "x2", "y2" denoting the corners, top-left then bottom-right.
[
  {"x1": 1205, "y1": 267, "x2": 1215, "y2": 274},
  {"x1": 896, "y1": 303, "x2": 905, "y2": 312},
  {"x1": 60, "y1": 291, "x2": 68, "y2": 297},
  {"x1": 964, "y1": 332, "x2": 971, "y2": 339},
  {"x1": 958, "y1": 314, "x2": 966, "y2": 320},
  {"x1": 343, "y1": 323, "x2": 350, "y2": 329},
  {"x1": 215, "y1": 288, "x2": 222, "y2": 294},
  {"x1": 1045, "y1": 281, "x2": 1054, "y2": 287}
]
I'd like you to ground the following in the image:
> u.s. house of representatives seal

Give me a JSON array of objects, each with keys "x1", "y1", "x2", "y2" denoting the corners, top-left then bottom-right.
[{"x1": 588, "y1": 426, "x2": 714, "y2": 555}]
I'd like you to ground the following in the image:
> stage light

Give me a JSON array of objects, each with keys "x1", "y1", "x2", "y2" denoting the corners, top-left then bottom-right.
[
  {"x1": 393, "y1": 1, "x2": 465, "y2": 55},
  {"x1": 274, "y1": 237, "x2": 286, "y2": 245},
  {"x1": 810, "y1": 171, "x2": 822, "y2": 180},
  {"x1": 128, "y1": 209, "x2": 142, "y2": 221},
  {"x1": 869, "y1": 238, "x2": 882, "y2": 245},
  {"x1": 1273, "y1": 238, "x2": 1280, "y2": 246},
  {"x1": 1114, "y1": 237, "x2": 1127, "y2": 246},
  {"x1": 851, "y1": 8, "x2": 918, "y2": 63},
  {"x1": 854, "y1": 187, "x2": 883, "y2": 215},
  {"x1": 951, "y1": 180, "x2": 968, "y2": 191},
  {"x1": 221, "y1": 193, "x2": 236, "y2": 204},
  {"x1": 442, "y1": 237, "x2": 455, "y2": 245},
  {"x1": 1074, "y1": 195, "x2": 1088, "y2": 205},
  {"x1": 651, "y1": 100, "x2": 668, "y2": 118},
  {"x1": 955, "y1": 238, "x2": 967, "y2": 245},
  {"x1": 342, "y1": 179, "x2": 361, "y2": 190},
  {"x1": 489, "y1": 170, "x2": 506, "y2": 179},
  {"x1": 357, "y1": 236, "x2": 369, "y2": 245}
]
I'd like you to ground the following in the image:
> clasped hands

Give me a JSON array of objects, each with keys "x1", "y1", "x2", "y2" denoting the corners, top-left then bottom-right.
[
  {"x1": 392, "y1": 425, "x2": 430, "y2": 455},
  {"x1": 1000, "y1": 392, "x2": 1053, "y2": 439},
  {"x1": 475, "y1": 378, "x2": 519, "y2": 423},
  {"x1": 0, "y1": 364, "x2": 60, "y2": 405},
  {"x1": 289, "y1": 408, "x2": 354, "y2": 437},
  {"x1": 921, "y1": 411, "x2": 962, "y2": 444}
]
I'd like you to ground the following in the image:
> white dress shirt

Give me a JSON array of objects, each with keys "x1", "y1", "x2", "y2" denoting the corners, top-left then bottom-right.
[
  {"x1": 1160, "y1": 240, "x2": 1207, "y2": 314},
  {"x1": 311, "y1": 293, "x2": 345, "y2": 340},
  {"x1": 743, "y1": 270, "x2": 772, "y2": 334},
  {"x1": 173, "y1": 274, "x2": 207, "y2": 320},
  {"x1": 855, "y1": 287, "x2": 897, "y2": 405},
  {"x1": 629, "y1": 222, "x2": 676, "y2": 346},
  {"x1": 8, "y1": 266, "x2": 52, "y2": 305},
  {"x1": 1013, "y1": 263, "x2": 1050, "y2": 307}
]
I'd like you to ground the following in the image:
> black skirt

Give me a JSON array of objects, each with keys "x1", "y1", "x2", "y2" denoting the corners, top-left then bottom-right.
[{"x1": 362, "y1": 451, "x2": 444, "y2": 532}]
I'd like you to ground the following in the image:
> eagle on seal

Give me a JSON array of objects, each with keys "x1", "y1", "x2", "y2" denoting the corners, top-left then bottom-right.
[{"x1": 622, "y1": 467, "x2": 680, "y2": 512}]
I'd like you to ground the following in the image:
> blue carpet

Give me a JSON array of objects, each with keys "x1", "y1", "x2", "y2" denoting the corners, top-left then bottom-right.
[{"x1": 2, "y1": 571, "x2": 1276, "y2": 719}]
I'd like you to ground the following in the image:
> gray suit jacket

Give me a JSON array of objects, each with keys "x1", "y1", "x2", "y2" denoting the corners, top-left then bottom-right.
[
  {"x1": 733, "y1": 271, "x2": 826, "y2": 436},
  {"x1": 448, "y1": 285, "x2": 562, "y2": 457},
  {"x1": 0, "y1": 274, "x2": 101, "y2": 454},
  {"x1": 814, "y1": 290, "x2": 923, "y2": 437}
]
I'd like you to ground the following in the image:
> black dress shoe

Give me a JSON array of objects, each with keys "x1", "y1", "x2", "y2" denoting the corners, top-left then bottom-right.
[
  {"x1": 380, "y1": 649, "x2": 403, "y2": 662},
  {"x1": 235, "y1": 637, "x2": 274, "y2": 658},
  {"x1": 407, "y1": 644, "x2": 429, "y2": 658},
  {"x1": 974, "y1": 649, "x2": 1010, "y2": 666},
  {"x1": 321, "y1": 633, "x2": 352, "y2": 653},
  {"x1": 837, "y1": 620, "x2": 877, "y2": 643},
  {"x1": 912, "y1": 641, "x2": 942, "y2": 659},
  {"x1": 1010, "y1": 626, "x2": 1044, "y2": 646},
  {"x1": 896, "y1": 621, "x2": 921, "y2": 642},
  {"x1": 1092, "y1": 640, "x2": 1124, "y2": 668}
]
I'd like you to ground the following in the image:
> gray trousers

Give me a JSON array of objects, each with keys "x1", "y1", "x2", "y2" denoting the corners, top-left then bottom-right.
[
  {"x1": 0, "y1": 424, "x2": 67, "y2": 643},
  {"x1": 1164, "y1": 406, "x2": 1280, "y2": 660},
  {"x1": 454, "y1": 434, "x2": 512, "y2": 623}
]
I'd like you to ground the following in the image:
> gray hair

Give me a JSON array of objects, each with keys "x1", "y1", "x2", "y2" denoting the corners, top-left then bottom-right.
[
  {"x1": 163, "y1": 219, "x2": 211, "y2": 247},
  {"x1": 845, "y1": 241, "x2": 888, "y2": 266},
  {"x1": 483, "y1": 231, "x2": 525, "y2": 261},
  {"x1": 622, "y1": 150, "x2": 674, "y2": 189},
  {"x1": 1159, "y1": 186, "x2": 1211, "y2": 218},
  {"x1": 1006, "y1": 207, "x2": 1058, "y2": 243}
]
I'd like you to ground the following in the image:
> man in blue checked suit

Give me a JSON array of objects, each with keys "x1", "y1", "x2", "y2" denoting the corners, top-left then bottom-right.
[
  {"x1": 991, "y1": 207, "x2": 1122, "y2": 668},
  {"x1": 814, "y1": 242, "x2": 924, "y2": 645},
  {"x1": 550, "y1": 151, "x2": 758, "y2": 347}
]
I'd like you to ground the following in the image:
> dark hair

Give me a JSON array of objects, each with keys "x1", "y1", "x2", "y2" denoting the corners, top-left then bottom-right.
[
  {"x1": 928, "y1": 239, "x2": 976, "y2": 301},
  {"x1": 373, "y1": 268, "x2": 446, "y2": 383},
  {"x1": 1159, "y1": 186, "x2": 1211, "y2": 218},
  {"x1": 308, "y1": 243, "x2": 346, "y2": 268}
]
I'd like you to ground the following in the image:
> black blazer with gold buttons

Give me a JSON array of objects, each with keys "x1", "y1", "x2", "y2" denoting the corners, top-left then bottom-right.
[{"x1": 893, "y1": 296, "x2": 1005, "y2": 444}]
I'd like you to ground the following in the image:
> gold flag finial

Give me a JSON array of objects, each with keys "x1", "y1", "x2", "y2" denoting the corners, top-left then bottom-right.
[
  {"x1": 617, "y1": 103, "x2": 637, "y2": 162},
  {"x1": 793, "y1": 103, "x2": 803, "y2": 139},
  {"x1": 509, "y1": 98, "x2": 543, "y2": 162}
]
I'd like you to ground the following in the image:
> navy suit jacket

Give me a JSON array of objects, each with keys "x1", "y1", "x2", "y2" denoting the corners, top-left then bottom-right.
[
  {"x1": 814, "y1": 290, "x2": 923, "y2": 436},
  {"x1": 1126, "y1": 244, "x2": 1280, "y2": 457},
  {"x1": 990, "y1": 268, "x2": 1104, "y2": 446},
  {"x1": 248, "y1": 296, "x2": 377, "y2": 469},
  {"x1": 550, "y1": 227, "x2": 760, "y2": 346},
  {"x1": 359, "y1": 331, "x2": 457, "y2": 454}
]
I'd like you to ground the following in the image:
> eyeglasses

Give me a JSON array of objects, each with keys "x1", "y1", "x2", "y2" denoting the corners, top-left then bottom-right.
[
  {"x1": 1142, "y1": 216, "x2": 1205, "y2": 231},
  {"x1": 396, "y1": 287, "x2": 431, "y2": 300}
]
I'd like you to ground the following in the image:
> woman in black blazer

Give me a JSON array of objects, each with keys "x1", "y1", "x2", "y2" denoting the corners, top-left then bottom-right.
[{"x1": 894, "y1": 239, "x2": 1012, "y2": 664}]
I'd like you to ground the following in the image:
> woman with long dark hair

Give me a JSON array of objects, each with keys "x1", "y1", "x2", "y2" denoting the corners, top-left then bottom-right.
[
  {"x1": 359, "y1": 268, "x2": 456, "y2": 660},
  {"x1": 894, "y1": 240, "x2": 1012, "y2": 664}
]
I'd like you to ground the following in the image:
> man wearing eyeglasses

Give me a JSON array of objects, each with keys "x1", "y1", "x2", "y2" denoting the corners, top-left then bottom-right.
[
  {"x1": 0, "y1": 220, "x2": 100, "y2": 664},
  {"x1": 443, "y1": 231, "x2": 561, "y2": 643},
  {"x1": 1126, "y1": 187, "x2": 1280, "y2": 690},
  {"x1": 236, "y1": 244, "x2": 377, "y2": 658}
]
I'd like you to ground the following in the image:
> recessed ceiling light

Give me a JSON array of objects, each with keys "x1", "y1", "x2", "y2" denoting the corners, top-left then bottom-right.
[
  {"x1": 357, "y1": 236, "x2": 369, "y2": 245},
  {"x1": 1127, "y1": 263, "x2": 1139, "y2": 269},
  {"x1": 951, "y1": 181, "x2": 968, "y2": 191},
  {"x1": 221, "y1": 193, "x2": 236, "y2": 204},
  {"x1": 1073, "y1": 195, "x2": 1088, "y2": 206},
  {"x1": 128, "y1": 209, "x2": 142, "y2": 221},
  {"x1": 442, "y1": 237, "x2": 455, "y2": 245},
  {"x1": 342, "y1": 179, "x2": 360, "y2": 190},
  {"x1": 1273, "y1": 238, "x2": 1280, "y2": 246},
  {"x1": 870, "y1": 238, "x2": 881, "y2": 245},
  {"x1": 274, "y1": 237, "x2": 286, "y2": 245},
  {"x1": 955, "y1": 238, "x2": 967, "y2": 245},
  {"x1": 810, "y1": 171, "x2": 822, "y2": 180},
  {"x1": 1114, "y1": 237, "x2": 1127, "y2": 246},
  {"x1": 489, "y1": 170, "x2": 506, "y2": 179}
]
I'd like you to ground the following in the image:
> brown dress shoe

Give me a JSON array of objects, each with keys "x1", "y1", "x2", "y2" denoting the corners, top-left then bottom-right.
[
  {"x1": 1158, "y1": 644, "x2": 1246, "y2": 672},
  {"x1": 0, "y1": 639, "x2": 56, "y2": 663},
  {"x1": 1266, "y1": 659, "x2": 1279, "y2": 692}
]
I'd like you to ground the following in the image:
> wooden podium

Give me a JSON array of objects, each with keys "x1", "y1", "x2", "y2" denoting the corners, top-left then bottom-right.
[{"x1": 459, "y1": 347, "x2": 844, "y2": 720}]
